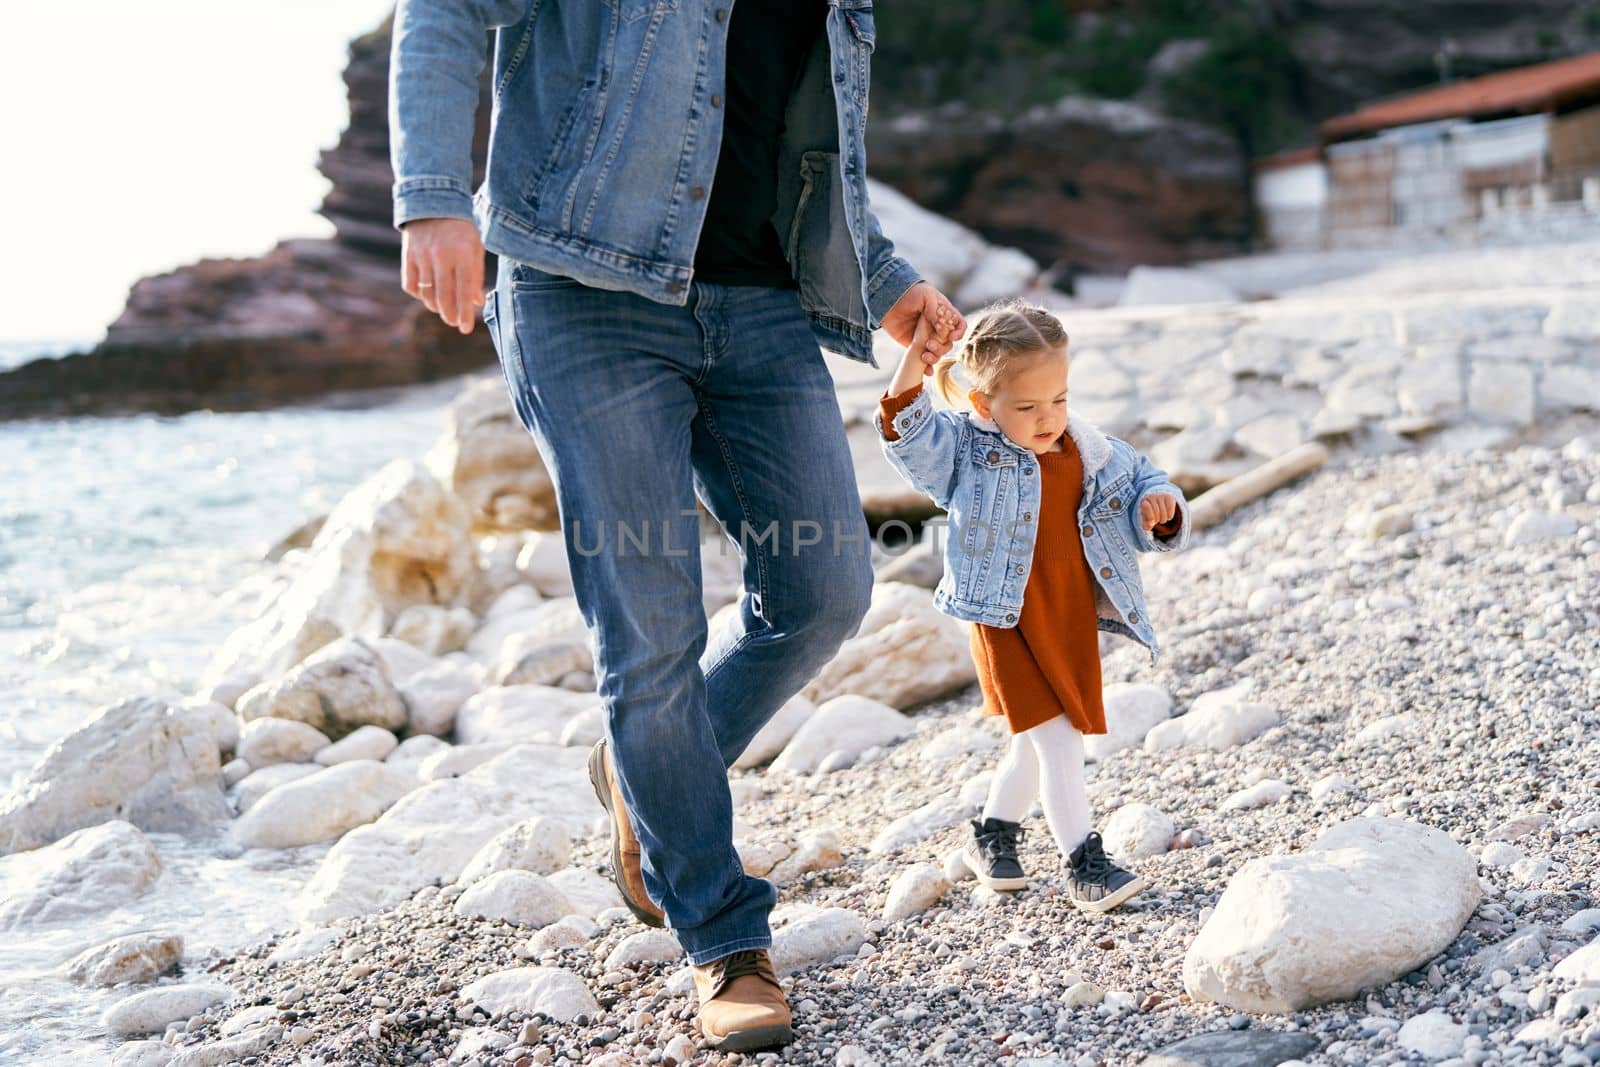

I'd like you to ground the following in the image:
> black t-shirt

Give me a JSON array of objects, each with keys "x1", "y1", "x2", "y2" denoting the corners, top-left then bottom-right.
[{"x1": 692, "y1": 0, "x2": 828, "y2": 287}]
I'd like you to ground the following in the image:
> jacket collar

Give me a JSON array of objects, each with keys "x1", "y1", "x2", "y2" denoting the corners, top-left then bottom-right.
[{"x1": 966, "y1": 409, "x2": 1113, "y2": 477}]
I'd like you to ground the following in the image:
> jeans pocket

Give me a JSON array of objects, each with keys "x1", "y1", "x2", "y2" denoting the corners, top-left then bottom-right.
[{"x1": 509, "y1": 260, "x2": 585, "y2": 293}]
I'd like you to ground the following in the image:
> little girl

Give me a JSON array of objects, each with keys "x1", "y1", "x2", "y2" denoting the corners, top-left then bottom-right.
[{"x1": 874, "y1": 298, "x2": 1189, "y2": 913}]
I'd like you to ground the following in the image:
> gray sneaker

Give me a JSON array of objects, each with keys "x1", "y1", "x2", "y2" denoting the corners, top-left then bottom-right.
[
  {"x1": 1065, "y1": 831, "x2": 1145, "y2": 913},
  {"x1": 963, "y1": 817, "x2": 1028, "y2": 892}
]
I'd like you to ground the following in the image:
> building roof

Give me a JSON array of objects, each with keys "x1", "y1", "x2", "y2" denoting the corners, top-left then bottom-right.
[
  {"x1": 1253, "y1": 146, "x2": 1322, "y2": 172},
  {"x1": 1322, "y1": 50, "x2": 1600, "y2": 141}
]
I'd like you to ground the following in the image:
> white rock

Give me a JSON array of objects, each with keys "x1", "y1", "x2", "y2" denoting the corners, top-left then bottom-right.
[
  {"x1": 1561, "y1": 908, "x2": 1600, "y2": 935},
  {"x1": 1553, "y1": 935, "x2": 1600, "y2": 984},
  {"x1": 801, "y1": 583, "x2": 975, "y2": 710},
  {"x1": 64, "y1": 931, "x2": 183, "y2": 987},
  {"x1": 770, "y1": 907, "x2": 868, "y2": 975},
  {"x1": 514, "y1": 532, "x2": 574, "y2": 597},
  {"x1": 220, "y1": 758, "x2": 251, "y2": 787},
  {"x1": 419, "y1": 742, "x2": 514, "y2": 781},
  {"x1": 1117, "y1": 266, "x2": 1239, "y2": 307},
  {"x1": 426, "y1": 378, "x2": 557, "y2": 531},
  {"x1": 453, "y1": 870, "x2": 577, "y2": 928},
  {"x1": 237, "y1": 636, "x2": 407, "y2": 739},
  {"x1": 0, "y1": 699, "x2": 228, "y2": 853},
  {"x1": 453, "y1": 685, "x2": 601, "y2": 746},
  {"x1": 385, "y1": 734, "x2": 451, "y2": 773},
  {"x1": 1354, "y1": 714, "x2": 1416, "y2": 744},
  {"x1": 1246, "y1": 586, "x2": 1287, "y2": 615},
  {"x1": 1468, "y1": 361, "x2": 1536, "y2": 424},
  {"x1": 1310, "y1": 775, "x2": 1356, "y2": 801},
  {"x1": 732, "y1": 695, "x2": 816, "y2": 770},
  {"x1": 863, "y1": 179, "x2": 1038, "y2": 309},
  {"x1": 1222, "y1": 780, "x2": 1291, "y2": 811},
  {"x1": 390, "y1": 604, "x2": 476, "y2": 656},
  {"x1": 398, "y1": 660, "x2": 481, "y2": 737},
  {"x1": 1084, "y1": 684, "x2": 1173, "y2": 761},
  {"x1": 458, "y1": 817, "x2": 573, "y2": 884},
  {"x1": 768, "y1": 829, "x2": 845, "y2": 885},
  {"x1": 1479, "y1": 841, "x2": 1524, "y2": 868},
  {"x1": 546, "y1": 867, "x2": 625, "y2": 920},
  {"x1": 0, "y1": 821, "x2": 162, "y2": 928},
  {"x1": 1397, "y1": 1012, "x2": 1467, "y2": 1060},
  {"x1": 266, "y1": 927, "x2": 341, "y2": 963},
  {"x1": 1145, "y1": 699, "x2": 1278, "y2": 752},
  {"x1": 920, "y1": 724, "x2": 1002, "y2": 763},
  {"x1": 883, "y1": 863, "x2": 951, "y2": 922},
  {"x1": 467, "y1": 597, "x2": 590, "y2": 666},
  {"x1": 232, "y1": 760, "x2": 415, "y2": 849},
  {"x1": 449, "y1": 1026, "x2": 512, "y2": 1064},
  {"x1": 1183, "y1": 817, "x2": 1481, "y2": 1012},
  {"x1": 204, "y1": 459, "x2": 474, "y2": 694},
  {"x1": 314, "y1": 725, "x2": 398, "y2": 765},
  {"x1": 458, "y1": 966, "x2": 598, "y2": 1023},
  {"x1": 489, "y1": 637, "x2": 592, "y2": 688},
  {"x1": 1514, "y1": 1018, "x2": 1565, "y2": 1045},
  {"x1": 772, "y1": 694, "x2": 913, "y2": 774},
  {"x1": 1504, "y1": 510, "x2": 1579, "y2": 547},
  {"x1": 109, "y1": 1040, "x2": 176, "y2": 1067},
  {"x1": 1234, "y1": 413, "x2": 1306, "y2": 459},
  {"x1": 663, "y1": 1033, "x2": 697, "y2": 1065},
  {"x1": 235, "y1": 718, "x2": 332, "y2": 769},
  {"x1": 1062, "y1": 981, "x2": 1104, "y2": 1007},
  {"x1": 557, "y1": 706, "x2": 605, "y2": 748},
  {"x1": 294, "y1": 744, "x2": 600, "y2": 922},
  {"x1": 102, "y1": 983, "x2": 232, "y2": 1037},
  {"x1": 604, "y1": 930, "x2": 682, "y2": 970},
  {"x1": 1102, "y1": 803, "x2": 1174, "y2": 860},
  {"x1": 1555, "y1": 986, "x2": 1600, "y2": 1023},
  {"x1": 231, "y1": 762, "x2": 320, "y2": 813},
  {"x1": 869, "y1": 795, "x2": 970, "y2": 855},
  {"x1": 524, "y1": 915, "x2": 594, "y2": 956}
]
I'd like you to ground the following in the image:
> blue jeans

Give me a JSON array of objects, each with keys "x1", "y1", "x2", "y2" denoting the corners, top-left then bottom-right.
[{"x1": 482, "y1": 255, "x2": 875, "y2": 965}]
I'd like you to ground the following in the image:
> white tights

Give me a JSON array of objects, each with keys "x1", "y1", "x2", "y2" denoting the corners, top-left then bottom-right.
[{"x1": 981, "y1": 715, "x2": 1090, "y2": 858}]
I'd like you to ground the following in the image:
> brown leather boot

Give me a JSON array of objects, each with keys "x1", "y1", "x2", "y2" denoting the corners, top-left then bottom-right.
[
  {"x1": 587, "y1": 738, "x2": 666, "y2": 928},
  {"x1": 691, "y1": 948, "x2": 794, "y2": 1051}
]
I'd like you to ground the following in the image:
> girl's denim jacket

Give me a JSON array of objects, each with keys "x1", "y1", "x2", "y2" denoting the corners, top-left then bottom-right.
[{"x1": 875, "y1": 387, "x2": 1191, "y2": 663}]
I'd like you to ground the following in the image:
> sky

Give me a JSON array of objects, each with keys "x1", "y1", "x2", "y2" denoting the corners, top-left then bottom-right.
[{"x1": 0, "y1": 1, "x2": 399, "y2": 345}]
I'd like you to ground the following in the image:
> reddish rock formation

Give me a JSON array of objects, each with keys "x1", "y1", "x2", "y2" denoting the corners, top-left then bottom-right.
[
  {"x1": 0, "y1": 15, "x2": 496, "y2": 419},
  {"x1": 866, "y1": 97, "x2": 1252, "y2": 278}
]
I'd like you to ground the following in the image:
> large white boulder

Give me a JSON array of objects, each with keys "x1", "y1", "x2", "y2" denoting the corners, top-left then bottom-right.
[
  {"x1": 314, "y1": 724, "x2": 399, "y2": 765},
  {"x1": 1145, "y1": 695, "x2": 1278, "y2": 753},
  {"x1": 1085, "y1": 684, "x2": 1173, "y2": 760},
  {"x1": 1102, "y1": 803, "x2": 1174, "y2": 861},
  {"x1": 546, "y1": 867, "x2": 625, "y2": 919},
  {"x1": 770, "y1": 695, "x2": 913, "y2": 775},
  {"x1": 231, "y1": 760, "x2": 416, "y2": 849},
  {"x1": 458, "y1": 966, "x2": 597, "y2": 1023},
  {"x1": 865, "y1": 179, "x2": 1039, "y2": 308},
  {"x1": 294, "y1": 744, "x2": 599, "y2": 923},
  {"x1": 204, "y1": 459, "x2": 474, "y2": 694},
  {"x1": 883, "y1": 863, "x2": 951, "y2": 923},
  {"x1": 0, "y1": 821, "x2": 163, "y2": 928},
  {"x1": 102, "y1": 983, "x2": 232, "y2": 1038},
  {"x1": 452, "y1": 870, "x2": 577, "y2": 928},
  {"x1": 1183, "y1": 818, "x2": 1480, "y2": 1012},
  {"x1": 397, "y1": 658, "x2": 482, "y2": 738},
  {"x1": 731, "y1": 695, "x2": 816, "y2": 770},
  {"x1": 453, "y1": 685, "x2": 601, "y2": 746},
  {"x1": 425, "y1": 378, "x2": 557, "y2": 532},
  {"x1": 0, "y1": 699, "x2": 227, "y2": 854},
  {"x1": 770, "y1": 907, "x2": 869, "y2": 975},
  {"x1": 801, "y1": 583, "x2": 975, "y2": 710},
  {"x1": 236, "y1": 636, "x2": 407, "y2": 740},
  {"x1": 230, "y1": 762, "x2": 320, "y2": 813},
  {"x1": 869, "y1": 795, "x2": 970, "y2": 855},
  {"x1": 234, "y1": 718, "x2": 331, "y2": 769},
  {"x1": 457, "y1": 817, "x2": 573, "y2": 883},
  {"x1": 64, "y1": 931, "x2": 183, "y2": 987}
]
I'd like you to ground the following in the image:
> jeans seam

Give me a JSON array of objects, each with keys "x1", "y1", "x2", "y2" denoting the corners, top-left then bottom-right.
[{"x1": 692, "y1": 395, "x2": 772, "y2": 679}]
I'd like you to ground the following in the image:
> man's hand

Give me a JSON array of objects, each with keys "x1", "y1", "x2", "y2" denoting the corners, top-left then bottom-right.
[
  {"x1": 1139, "y1": 492, "x2": 1180, "y2": 532},
  {"x1": 401, "y1": 217, "x2": 486, "y2": 335},
  {"x1": 882, "y1": 281, "x2": 965, "y2": 365}
]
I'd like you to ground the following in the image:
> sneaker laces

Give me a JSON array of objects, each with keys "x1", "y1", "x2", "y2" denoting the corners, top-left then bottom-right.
[
  {"x1": 978, "y1": 820, "x2": 1024, "y2": 860},
  {"x1": 1076, "y1": 833, "x2": 1112, "y2": 878}
]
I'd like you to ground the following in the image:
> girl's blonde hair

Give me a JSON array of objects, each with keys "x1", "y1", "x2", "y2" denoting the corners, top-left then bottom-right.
[{"x1": 930, "y1": 298, "x2": 1069, "y2": 412}]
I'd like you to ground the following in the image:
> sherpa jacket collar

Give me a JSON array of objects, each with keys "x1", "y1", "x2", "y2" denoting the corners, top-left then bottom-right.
[{"x1": 965, "y1": 409, "x2": 1113, "y2": 477}]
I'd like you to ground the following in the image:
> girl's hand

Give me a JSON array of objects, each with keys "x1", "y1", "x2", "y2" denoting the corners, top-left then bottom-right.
[{"x1": 1139, "y1": 492, "x2": 1179, "y2": 532}]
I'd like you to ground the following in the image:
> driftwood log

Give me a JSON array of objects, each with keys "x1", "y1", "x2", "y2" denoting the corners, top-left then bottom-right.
[{"x1": 1187, "y1": 442, "x2": 1330, "y2": 531}]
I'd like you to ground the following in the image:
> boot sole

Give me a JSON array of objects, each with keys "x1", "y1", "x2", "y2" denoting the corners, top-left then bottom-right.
[
  {"x1": 1072, "y1": 874, "x2": 1146, "y2": 914},
  {"x1": 961, "y1": 845, "x2": 1028, "y2": 892},
  {"x1": 587, "y1": 740, "x2": 665, "y2": 929},
  {"x1": 702, "y1": 1022, "x2": 795, "y2": 1052}
]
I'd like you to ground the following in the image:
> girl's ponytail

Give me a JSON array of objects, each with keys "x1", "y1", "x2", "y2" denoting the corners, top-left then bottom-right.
[{"x1": 930, "y1": 353, "x2": 965, "y2": 410}]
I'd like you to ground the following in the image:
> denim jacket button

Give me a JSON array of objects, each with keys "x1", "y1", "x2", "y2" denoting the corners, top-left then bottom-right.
[
  {"x1": 1082, "y1": 525, "x2": 1094, "y2": 537},
  {"x1": 1015, "y1": 564, "x2": 1024, "y2": 575},
  {"x1": 715, "y1": 7, "x2": 727, "y2": 19},
  {"x1": 1023, "y1": 466, "x2": 1034, "y2": 475},
  {"x1": 711, "y1": 92, "x2": 723, "y2": 107},
  {"x1": 1099, "y1": 566, "x2": 1112, "y2": 578},
  {"x1": 1022, "y1": 511, "x2": 1032, "y2": 521},
  {"x1": 690, "y1": 186, "x2": 706, "y2": 200},
  {"x1": 1110, "y1": 499, "x2": 1122, "y2": 511},
  {"x1": 667, "y1": 281, "x2": 684, "y2": 294},
  {"x1": 1005, "y1": 613, "x2": 1015, "y2": 622},
  {"x1": 1130, "y1": 612, "x2": 1140, "y2": 623},
  {"x1": 987, "y1": 450, "x2": 999, "y2": 462}
]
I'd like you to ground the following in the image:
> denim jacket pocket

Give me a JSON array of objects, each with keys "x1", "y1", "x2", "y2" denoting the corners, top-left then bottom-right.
[
  {"x1": 612, "y1": 0, "x2": 679, "y2": 22},
  {"x1": 519, "y1": 79, "x2": 600, "y2": 211},
  {"x1": 1090, "y1": 472, "x2": 1134, "y2": 519},
  {"x1": 787, "y1": 150, "x2": 861, "y2": 322}
]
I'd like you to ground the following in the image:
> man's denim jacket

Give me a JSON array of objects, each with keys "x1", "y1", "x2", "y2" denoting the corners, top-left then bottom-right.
[
  {"x1": 389, "y1": 0, "x2": 921, "y2": 368},
  {"x1": 875, "y1": 388, "x2": 1191, "y2": 663}
]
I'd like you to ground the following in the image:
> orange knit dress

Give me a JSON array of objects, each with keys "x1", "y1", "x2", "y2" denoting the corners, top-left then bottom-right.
[{"x1": 880, "y1": 380, "x2": 1106, "y2": 736}]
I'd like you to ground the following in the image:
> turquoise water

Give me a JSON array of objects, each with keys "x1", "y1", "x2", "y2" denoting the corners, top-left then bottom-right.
[{"x1": 0, "y1": 352, "x2": 467, "y2": 1062}]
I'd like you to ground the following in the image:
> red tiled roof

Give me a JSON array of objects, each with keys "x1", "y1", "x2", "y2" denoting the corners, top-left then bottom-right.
[
  {"x1": 1253, "y1": 146, "x2": 1322, "y2": 171},
  {"x1": 1322, "y1": 51, "x2": 1600, "y2": 141}
]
